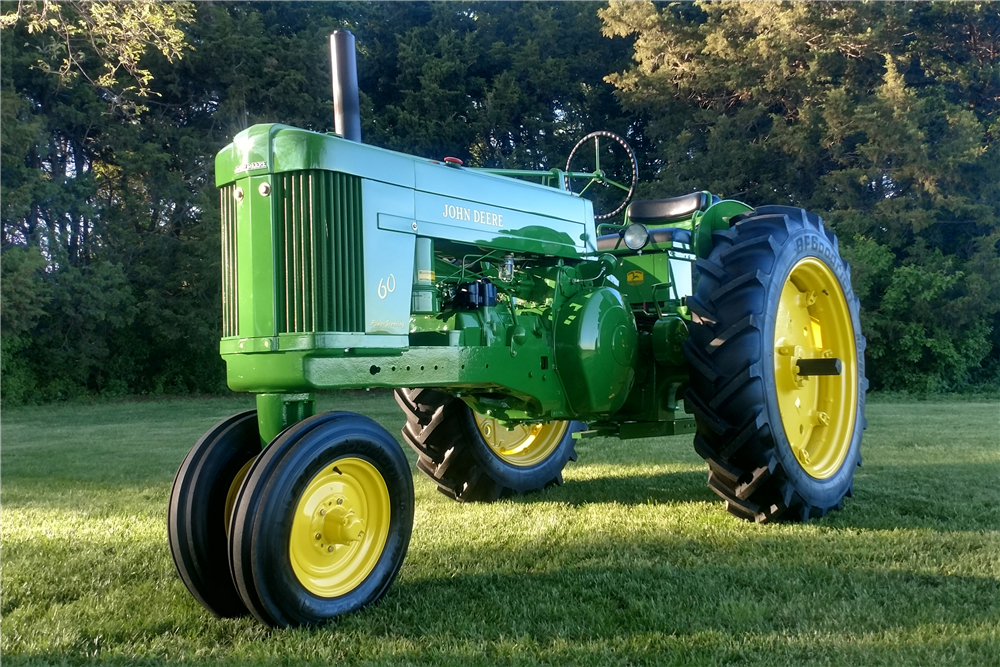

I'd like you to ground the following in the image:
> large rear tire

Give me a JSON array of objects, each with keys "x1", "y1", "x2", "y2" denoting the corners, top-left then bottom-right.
[
  {"x1": 168, "y1": 411, "x2": 260, "y2": 617},
  {"x1": 228, "y1": 411, "x2": 413, "y2": 628},
  {"x1": 683, "y1": 206, "x2": 867, "y2": 522},
  {"x1": 395, "y1": 388, "x2": 582, "y2": 502}
]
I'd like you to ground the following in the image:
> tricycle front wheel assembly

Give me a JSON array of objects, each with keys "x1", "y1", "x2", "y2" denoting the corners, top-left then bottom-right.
[{"x1": 227, "y1": 411, "x2": 414, "y2": 627}]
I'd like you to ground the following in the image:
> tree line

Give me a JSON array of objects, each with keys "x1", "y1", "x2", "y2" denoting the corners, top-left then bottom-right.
[{"x1": 2, "y1": 1, "x2": 997, "y2": 403}]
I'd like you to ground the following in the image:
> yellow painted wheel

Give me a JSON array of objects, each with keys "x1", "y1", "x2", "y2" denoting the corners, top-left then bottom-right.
[
  {"x1": 229, "y1": 412, "x2": 414, "y2": 627},
  {"x1": 395, "y1": 388, "x2": 582, "y2": 502},
  {"x1": 682, "y1": 206, "x2": 865, "y2": 523},
  {"x1": 473, "y1": 415, "x2": 570, "y2": 467},
  {"x1": 289, "y1": 457, "x2": 391, "y2": 598},
  {"x1": 774, "y1": 258, "x2": 858, "y2": 479}
]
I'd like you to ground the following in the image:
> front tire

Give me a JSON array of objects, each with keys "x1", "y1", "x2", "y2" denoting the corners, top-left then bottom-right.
[
  {"x1": 228, "y1": 411, "x2": 414, "y2": 628},
  {"x1": 395, "y1": 388, "x2": 582, "y2": 502},
  {"x1": 683, "y1": 206, "x2": 867, "y2": 522},
  {"x1": 168, "y1": 411, "x2": 260, "y2": 618}
]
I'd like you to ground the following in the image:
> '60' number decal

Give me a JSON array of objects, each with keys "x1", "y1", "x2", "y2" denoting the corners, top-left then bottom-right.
[{"x1": 378, "y1": 273, "x2": 396, "y2": 299}]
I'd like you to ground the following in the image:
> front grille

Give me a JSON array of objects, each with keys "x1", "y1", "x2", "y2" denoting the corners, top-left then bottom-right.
[
  {"x1": 220, "y1": 184, "x2": 239, "y2": 337},
  {"x1": 274, "y1": 171, "x2": 365, "y2": 333}
]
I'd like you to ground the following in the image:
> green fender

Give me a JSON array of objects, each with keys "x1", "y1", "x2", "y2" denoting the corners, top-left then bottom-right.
[{"x1": 693, "y1": 200, "x2": 754, "y2": 259}]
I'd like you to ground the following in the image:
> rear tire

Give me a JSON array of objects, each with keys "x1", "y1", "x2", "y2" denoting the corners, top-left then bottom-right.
[
  {"x1": 683, "y1": 206, "x2": 867, "y2": 522},
  {"x1": 395, "y1": 388, "x2": 582, "y2": 502},
  {"x1": 228, "y1": 411, "x2": 413, "y2": 628},
  {"x1": 168, "y1": 411, "x2": 260, "y2": 617}
]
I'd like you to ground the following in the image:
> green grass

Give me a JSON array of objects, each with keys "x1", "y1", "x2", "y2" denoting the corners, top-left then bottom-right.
[{"x1": 2, "y1": 393, "x2": 998, "y2": 666}]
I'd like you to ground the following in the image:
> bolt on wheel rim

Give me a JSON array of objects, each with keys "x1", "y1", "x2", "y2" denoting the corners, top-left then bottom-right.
[
  {"x1": 774, "y1": 257, "x2": 858, "y2": 479},
  {"x1": 289, "y1": 457, "x2": 390, "y2": 597},
  {"x1": 473, "y1": 414, "x2": 569, "y2": 467}
]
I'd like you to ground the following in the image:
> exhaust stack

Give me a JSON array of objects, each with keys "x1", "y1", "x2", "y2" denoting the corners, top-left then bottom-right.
[{"x1": 330, "y1": 30, "x2": 362, "y2": 142}]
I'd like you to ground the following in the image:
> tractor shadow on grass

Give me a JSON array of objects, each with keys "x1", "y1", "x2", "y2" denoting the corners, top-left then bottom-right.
[
  {"x1": 517, "y1": 461, "x2": 1000, "y2": 533},
  {"x1": 511, "y1": 469, "x2": 716, "y2": 507}
]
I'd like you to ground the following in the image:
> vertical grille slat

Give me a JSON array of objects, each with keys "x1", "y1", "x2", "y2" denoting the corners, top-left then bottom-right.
[
  {"x1": 274, "y1": 169, "x2": 363, "y2": 335},
  {"x1": 303, "y1": 173, "x2": 314, "y2": 332},
  {"x1": 291, "y1": 174, "x2": 301, "y2": 331},
  {"x1": 220, "y1": 184, "x2": 239, "y2": 338},
  {"x1": 334, "y1": 173, "x2": 346, "y2": 331},
  {"x1": 348, "y1": 178, "x2": 365, "y2": 331}
]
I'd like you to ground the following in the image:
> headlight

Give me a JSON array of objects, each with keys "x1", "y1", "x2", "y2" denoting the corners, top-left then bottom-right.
[{"x1": 622, "y1": 223, "x2": 650, "y2": 251}]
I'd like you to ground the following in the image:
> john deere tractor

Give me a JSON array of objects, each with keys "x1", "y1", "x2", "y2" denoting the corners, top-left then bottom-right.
[{"x1": 168, "y1": 32, "x2": 866, "y2": 627}]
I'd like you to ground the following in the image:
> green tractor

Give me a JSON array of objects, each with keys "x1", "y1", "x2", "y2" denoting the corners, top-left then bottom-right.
[{"x1": 168, "y1": 32, "x2": 866, "y2": 627}]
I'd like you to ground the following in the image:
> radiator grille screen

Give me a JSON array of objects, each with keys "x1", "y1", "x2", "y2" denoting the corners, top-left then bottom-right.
[
  {"x1": 220, "y1": 184, "x2": 239, "y2": 338},
  {"x1": 274, "y1": 171, "x2": 365, "y2": 334}
]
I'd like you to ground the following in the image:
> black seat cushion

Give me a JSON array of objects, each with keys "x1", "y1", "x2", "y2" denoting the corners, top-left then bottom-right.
[
  {"x1": 595, "y1": 227, "x2": 691, "y2": 251},
  {"x1": 627, "y1": 192, "x2": 708, "y2": 223}
]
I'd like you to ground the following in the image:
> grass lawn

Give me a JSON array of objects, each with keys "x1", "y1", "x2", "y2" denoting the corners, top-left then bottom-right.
[{"x1": 2, "y1": 392, "x2": 998, "y2": 666}]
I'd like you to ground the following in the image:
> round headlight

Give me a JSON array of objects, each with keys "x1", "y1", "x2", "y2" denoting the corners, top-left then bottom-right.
[{"x1": 622, "y1": 223, "x2": 650, "y2": 251}]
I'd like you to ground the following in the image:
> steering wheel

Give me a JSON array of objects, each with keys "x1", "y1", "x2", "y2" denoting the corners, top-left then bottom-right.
[{"x1": 564, "y1": 131, "x2": 639, "y2": 220}]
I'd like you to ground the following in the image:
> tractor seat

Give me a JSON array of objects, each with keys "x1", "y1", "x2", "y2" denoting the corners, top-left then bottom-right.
[
  {"x1": 596, "y1": 227, "x2": 691, "y2": 251},
  {"x1": 594, "y1": 192, "x2": 706, "y2": 251},
  {"x1": 627, "y1": 192, "x2": 709, "y2": 224}
]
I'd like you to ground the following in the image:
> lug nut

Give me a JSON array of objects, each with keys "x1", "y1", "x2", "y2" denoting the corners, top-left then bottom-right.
[
  {"x1": 327, "y1": 545, "x2": 335, "y2": 552},
  {"x1": 319, "y1": 508, "x2": 326, "y2": 516},
  {"x1": 315, "y1": 532, "x2": 322, "y2": 540},
  {"x1": 336, "y1": 498, "x2": 343, "y2": 505}
]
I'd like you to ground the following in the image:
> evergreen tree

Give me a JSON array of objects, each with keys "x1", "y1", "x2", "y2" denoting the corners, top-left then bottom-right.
[{"x1": 601, "y1": 0, "x2": 1000, "y2": 391}]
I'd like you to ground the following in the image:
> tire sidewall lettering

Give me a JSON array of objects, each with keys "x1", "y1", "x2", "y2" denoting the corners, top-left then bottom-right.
[{"x1": 793, "y1": 235, "x2": 855, "y2": 305}]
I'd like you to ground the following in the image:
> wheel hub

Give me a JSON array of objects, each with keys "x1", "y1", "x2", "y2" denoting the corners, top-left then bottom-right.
[
  {"x1": 773, "y1": 257, "x2": 858, "y2": 479},
  {"x1": 311, "y1": 502, "x2": 366, "y2": 550}
]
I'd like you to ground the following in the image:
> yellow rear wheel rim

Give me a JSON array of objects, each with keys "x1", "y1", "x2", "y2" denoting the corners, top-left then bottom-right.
[
  {"x1": 289, "y1": 457, "x2": 390, "y2": 597},
  {"x1": 774, "y1": 257, "x2": 858, "y2": 479},
  {"x1": 473, "y1": 415, "x2": 569, "y2": 467}
]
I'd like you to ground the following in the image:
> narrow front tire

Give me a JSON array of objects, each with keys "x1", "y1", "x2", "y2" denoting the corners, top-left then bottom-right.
[{"x1": 168, "y1": 411, "x2": 260, "y2": 617}]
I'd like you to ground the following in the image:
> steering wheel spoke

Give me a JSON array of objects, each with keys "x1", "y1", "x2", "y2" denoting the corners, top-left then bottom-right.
[
  {"x1": 603, "y1": 177, "x2": 631, "y2": 192},
  {"x1": 578, "y1": 179, "x2": 598, "y2": 196}
]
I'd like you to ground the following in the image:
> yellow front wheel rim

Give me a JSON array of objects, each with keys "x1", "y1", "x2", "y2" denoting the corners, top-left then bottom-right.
[
  {"x1": 289, "y1": 457, "x2": 390, "y2": 597},
  {"x1": 774, "y1": 257, "x2": 858, "y2": 479},
  {"x1": 473, "y1": 415, "x2": 569, "y2": 467},
  {"x1": 224, "y1": 458, "x2": 254, "y2": 538}
]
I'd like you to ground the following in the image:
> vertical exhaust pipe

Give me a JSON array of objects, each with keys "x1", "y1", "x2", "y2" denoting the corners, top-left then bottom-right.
[{"x1": 330, "y1": 30, "x2": 362, "y2": 142}]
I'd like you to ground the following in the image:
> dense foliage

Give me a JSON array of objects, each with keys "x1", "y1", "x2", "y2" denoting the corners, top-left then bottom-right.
[{"x1": 2, "y1": 1, "x2": 997, "y2": 403}]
